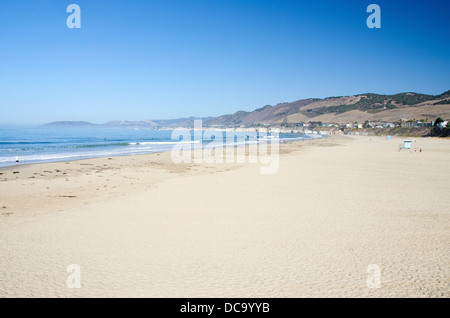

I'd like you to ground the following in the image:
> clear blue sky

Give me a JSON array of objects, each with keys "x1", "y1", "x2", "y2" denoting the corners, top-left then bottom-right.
[{"x1": 0, "y1": 0, "x2": 449, "y2": 125}]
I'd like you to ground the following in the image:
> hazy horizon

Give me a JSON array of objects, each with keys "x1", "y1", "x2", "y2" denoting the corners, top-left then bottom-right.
[{"x1": 1, "y1": 88, "x2": 449, "y2": 127}]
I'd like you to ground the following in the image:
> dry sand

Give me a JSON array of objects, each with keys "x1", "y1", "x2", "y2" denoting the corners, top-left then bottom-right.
[{"x1": 0, "y1": 136, "x2": 449, "y2": 297}]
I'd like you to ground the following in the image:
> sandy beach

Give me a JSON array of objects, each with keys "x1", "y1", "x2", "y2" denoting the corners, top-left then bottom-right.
[{"x1": 0, "y1": 135, "x2": 449, "y2": 297}]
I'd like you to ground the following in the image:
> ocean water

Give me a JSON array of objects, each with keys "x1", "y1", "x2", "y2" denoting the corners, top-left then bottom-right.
[{"x1": 0, "y1": 126, "x2": 316, "y2": 167}]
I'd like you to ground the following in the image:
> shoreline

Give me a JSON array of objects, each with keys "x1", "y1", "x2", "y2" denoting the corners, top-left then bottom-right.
[
  {"x1": 1, "y1": 136, "x2": 329, "y2": 221},
  {"x1": 0, "y1": 132, "x2": 321, "y2": 170}
]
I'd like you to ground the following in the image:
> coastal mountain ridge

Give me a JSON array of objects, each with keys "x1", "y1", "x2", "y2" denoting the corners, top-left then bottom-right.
[
  {"x1": 204, "y1": 90, "x2": 450, "y2": 126},
  {"x1": 43, "y1": 90, "x2": 450, "y2": 128}
]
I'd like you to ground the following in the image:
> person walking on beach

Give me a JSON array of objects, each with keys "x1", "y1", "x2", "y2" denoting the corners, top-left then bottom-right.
[{"x1": 16, "y1": 156, "x2": 19, "y2": 165}]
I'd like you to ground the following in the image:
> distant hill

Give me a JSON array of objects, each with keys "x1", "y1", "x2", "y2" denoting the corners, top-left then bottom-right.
[
  {"x1": 204, "y1": 90, "x2": 450, "y2": 126},
  {"x1": 153, "y1": 117, "x2": 214, "y2": 128},
  {"x1": 42, "y1": 121, "x2": 99, "y2": 127},
  {"x1": 103, "y1": 120, "x2": 158, "y2": 128},
  {"x1": 103, "y1": 117, "x2": 213, "y2": 128},
  {"x1": 42, "y1": 117, "x2": 214, "y2": 129}
]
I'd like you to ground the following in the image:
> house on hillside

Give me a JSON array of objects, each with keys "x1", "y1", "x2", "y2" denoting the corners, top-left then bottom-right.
[
  {"x1": 436, "y1": 121, "x2": 448, "y2": 129},
  {"x1": 401, "y1": 121, "x2": 434, "y2": 128}
]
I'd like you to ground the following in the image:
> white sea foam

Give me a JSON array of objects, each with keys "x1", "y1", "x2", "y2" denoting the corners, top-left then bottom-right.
[
  {"x1": 129, "y1": 140, "x2": 200, "y2": 145},
  {"x1": 0, "y1": 129, "x2": 319, "y2": 167}
]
